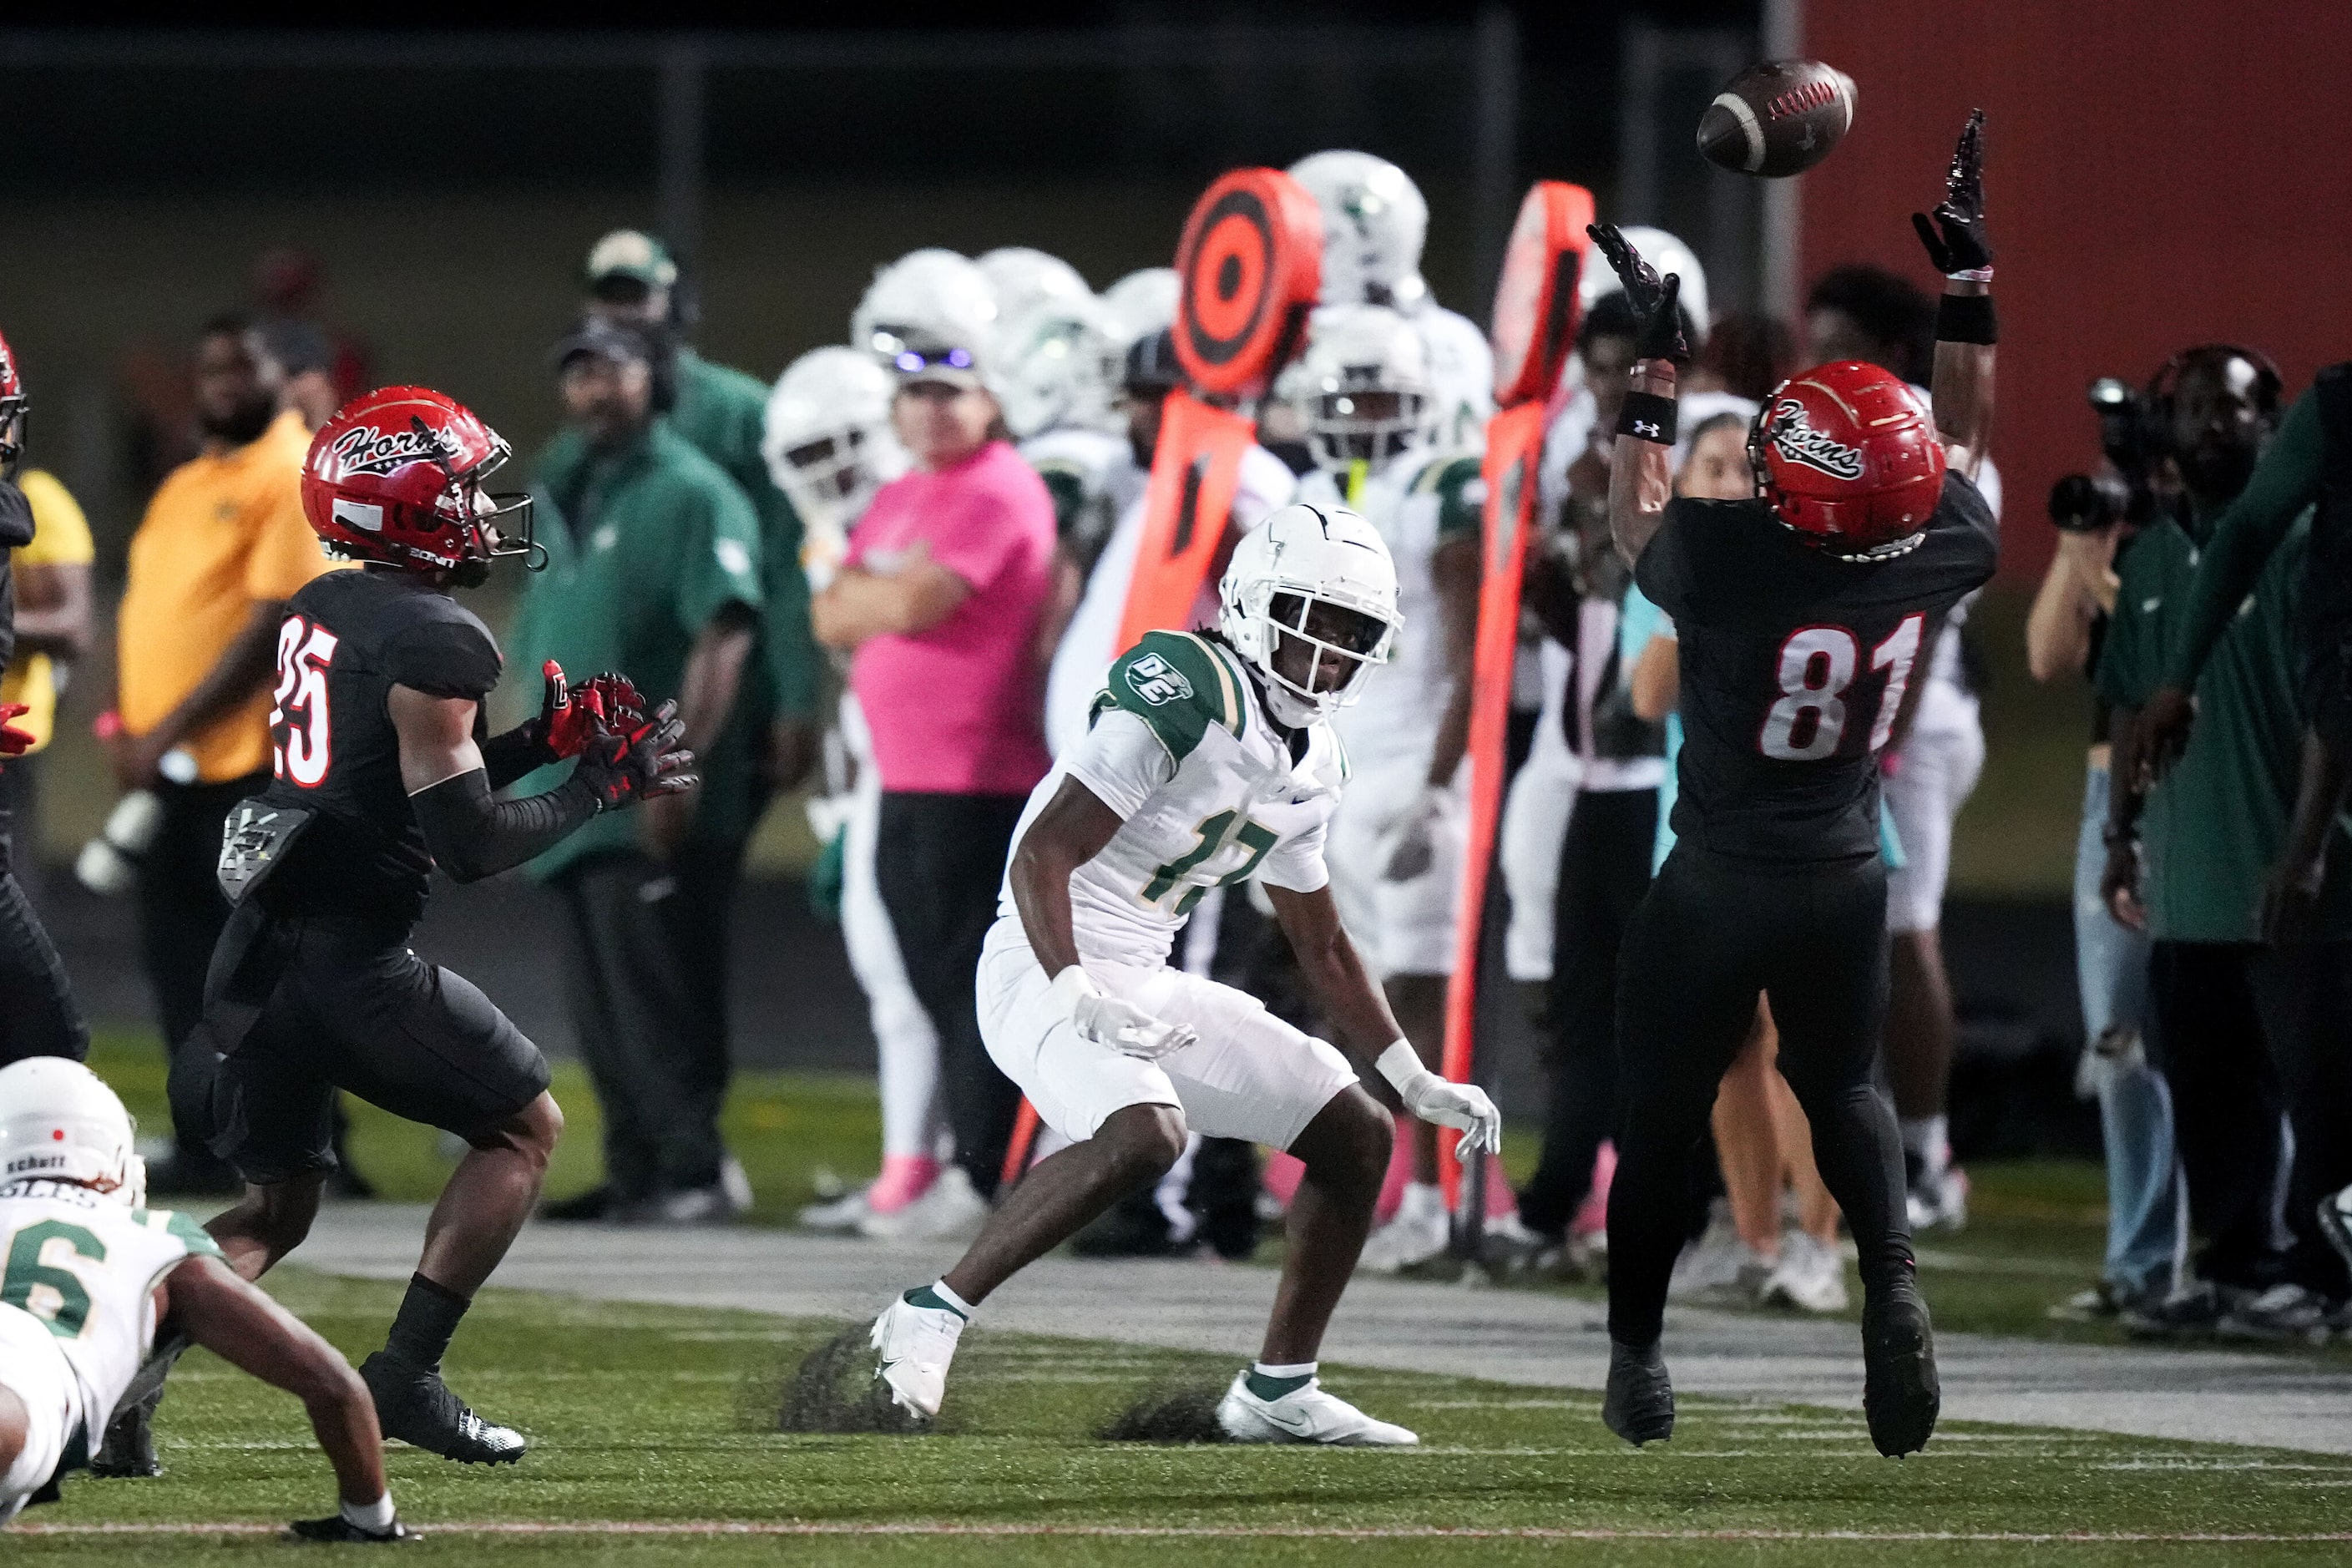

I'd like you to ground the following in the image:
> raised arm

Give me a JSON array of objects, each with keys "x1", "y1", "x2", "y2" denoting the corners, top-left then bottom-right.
[
  {"x1": 1586, "y1": 224, "x2": 1687, "y2": 566},
  {"x1": 1914, "y1": 111, "x2": 1997, "y2": 480}
]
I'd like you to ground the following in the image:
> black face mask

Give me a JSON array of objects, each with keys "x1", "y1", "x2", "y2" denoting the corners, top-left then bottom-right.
[
  {"x1": 0, "y1": 478, "x2": 33, "y2": 550},
  {"x1": 200, "y1": 395, "x2": 279, "y2": 448}
]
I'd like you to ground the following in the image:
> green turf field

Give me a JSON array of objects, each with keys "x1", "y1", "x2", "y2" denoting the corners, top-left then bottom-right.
[{"x1": 13, "y1": 1268, "x2": 2351, "y2": 1565}]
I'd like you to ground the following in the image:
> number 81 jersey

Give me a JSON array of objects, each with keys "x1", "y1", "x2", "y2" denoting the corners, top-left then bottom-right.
[
  {"x1": 1636, "y1": 474, "x2": 1997, "y2": 863},
  {"x1": 999, "y1": 630, "x2": 1349, "y2": 971}
]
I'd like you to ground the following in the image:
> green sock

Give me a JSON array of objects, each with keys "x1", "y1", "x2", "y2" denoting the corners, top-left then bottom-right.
[
  {"x1": 1245, "y1": 1361, "x2": 1316, "y2": 1401},
  {"x1": 904, "y1": 1283, "x2": 970, "y2": 1319}
]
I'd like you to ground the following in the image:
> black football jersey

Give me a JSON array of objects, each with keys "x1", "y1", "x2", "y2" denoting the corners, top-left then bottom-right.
[
  {"x1": 1636, "y1": 472, "x2": 1997, "y2": 862},
  {"x1": 255, "y1": 568, "x2": 503, "y2": 914}
]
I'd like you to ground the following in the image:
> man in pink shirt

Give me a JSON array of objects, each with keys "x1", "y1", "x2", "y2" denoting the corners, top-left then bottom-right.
[{"x1": 816, "y1": 326, "x2": 1060, "y2": 1224}]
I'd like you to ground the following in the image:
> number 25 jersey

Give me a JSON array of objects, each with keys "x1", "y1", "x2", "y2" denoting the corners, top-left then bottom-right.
[
  {"x1": 1636, "y1": 472, "x2": 1996, "y2": 863},
  {"x1": 996, "y1": 630, "x2": 1345, "y2": 971}
]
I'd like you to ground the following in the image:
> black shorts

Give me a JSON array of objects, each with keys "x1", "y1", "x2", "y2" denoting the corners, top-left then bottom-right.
[{"x1": 198, "y1": 912, "x2": 549, "y2": 1186}]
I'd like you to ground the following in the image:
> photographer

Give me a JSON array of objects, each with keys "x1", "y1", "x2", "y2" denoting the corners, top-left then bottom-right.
[
  {"x1": 2025, "y1": 432, "x2": 2178, "y2": 1322},
  {"x1": 2098, "y1": 346, "x2": 2351, "y2": 1338}
]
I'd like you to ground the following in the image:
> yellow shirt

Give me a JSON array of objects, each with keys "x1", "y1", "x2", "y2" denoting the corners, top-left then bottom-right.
[
  {"x1": 118, "y1": 409, "x2": 340, "y2": 783},
  {"x1": 2, "y1": 469, "x2": 97, "y2": 754}
]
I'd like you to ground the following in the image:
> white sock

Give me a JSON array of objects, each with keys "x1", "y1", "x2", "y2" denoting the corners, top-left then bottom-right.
[
  {"x1": 930, "y1": 1278, "x2": 975, "y2": 1318},
  {"x1": 1899, "y1": 1115, "x2": 1949, "y2": 1179},
  {"x1": 341, "y1": 1494, "x2": 396, "y2": 1533},
  {"x1": 1253, "y1": 1360, "x2": 1317, "y2": 1379}
]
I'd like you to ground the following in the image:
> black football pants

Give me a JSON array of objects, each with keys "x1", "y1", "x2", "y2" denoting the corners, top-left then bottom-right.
[
  {"x1": 1517, "y1": 787, "x2": 1656, "y2": 1238},
  {"x1": 873, "y1": 791, "x2": 1029, "y2": 1201},
  {"x1": 1608, "y1": 845, "x2": 1914, "y2": 1348},
  {"x1": 555, "y1": 839, "x2": 746, "y2": 1200},
  {"x1": 137, "y1": 774, "x2": 263, "y2": 1164},
  {"x1": 2147, "y1": 939, "x2": 2352, "y2": 1299},
  {"x1": 0, "y1": 757, "x2": 86, "y2": 1065}
]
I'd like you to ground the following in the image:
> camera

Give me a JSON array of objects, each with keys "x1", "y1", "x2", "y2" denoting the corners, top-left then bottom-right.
[{"x1": 2048, "y1": 377, "x2": 2155, "y2": 533}]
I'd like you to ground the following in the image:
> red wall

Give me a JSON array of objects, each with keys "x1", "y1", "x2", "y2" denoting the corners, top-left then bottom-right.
[{"x1": 1801, "y1": 3, "x2": 2352, "y2": 579}]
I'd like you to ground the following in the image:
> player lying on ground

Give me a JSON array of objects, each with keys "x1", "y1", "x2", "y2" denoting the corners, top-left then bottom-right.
[
  {"x1": 1588, "y1": 109, "x2": 1999, "y2": 1457},
  {"x1": 867, "y1": 501, "x2": 1501, "y2": 1445},
  {"x1": 0, "y1": 1059, "x2": 411, "y2": 1540},
  {"x1": 101, "y1": 387, "x2": 694, "y2": 1474}
]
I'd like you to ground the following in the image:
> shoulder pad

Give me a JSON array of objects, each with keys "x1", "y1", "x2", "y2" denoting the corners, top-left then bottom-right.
[
  {"x1": 1100, "y1": 631, "x2": 1247, "y2": 762},
  {"x1": 383, "y1": 601, "x2": 503, "y2": 701},
  {"x1": 1415, "y1": 453, "x2": 1488, "y2": 540}
]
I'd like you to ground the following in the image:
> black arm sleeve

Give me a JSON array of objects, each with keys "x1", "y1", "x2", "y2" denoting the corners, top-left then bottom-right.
[
  {"x1": 409, "y1": 767, "x2": 599, "y2": 885},
  {"x1": 479, "y1": 726, "x2": 550, "y2": 791}
]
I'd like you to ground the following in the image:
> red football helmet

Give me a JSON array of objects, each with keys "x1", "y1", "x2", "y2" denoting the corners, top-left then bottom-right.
[
  {"x1": 301, "y1": 387, "x2": 537, "y2": 579},
  {"x1": 0, "y1": 328, "x2": 27, "y2": 479},
  {"x1": 1749, "y1": 361, "x2": 1947, "y2": 561}
]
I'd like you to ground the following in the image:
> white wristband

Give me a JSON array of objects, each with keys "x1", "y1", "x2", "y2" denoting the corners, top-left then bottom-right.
[
  {"x1": 1375, "y1": 1039, "x2": 1430, "y2": 1095},
  {"x1": 1045, "y1": 964, "x2": 1102, "y2": 1017}
]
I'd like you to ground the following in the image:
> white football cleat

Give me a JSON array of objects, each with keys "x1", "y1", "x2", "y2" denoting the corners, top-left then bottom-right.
[
  {"x1": 1358, "y1": 1182, "x2": 1449, "y2": 1273},
  {"x1": 1216, "y1": 1372, "x2": 1418, "y2": 1446},
  {"x1": 859, "y1": 1166, "x2": 989, "y2": 1242},
  {"x1": 798, "y1": 1188, "x2": 872, "y2": 1232},
  {"x1": 868, "y1": 1293, "x2": 966, "y2": 1420},
  {"x1": 1758, "y1": 1229, "x2": 1850, "y2": 1313}
]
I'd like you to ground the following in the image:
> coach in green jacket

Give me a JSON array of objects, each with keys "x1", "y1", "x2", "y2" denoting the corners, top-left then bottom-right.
[
  {"x1": 581, "y1": 228, "x2": 822, "y2": 792},
  {"x1": 516, "y1": 315, "x2": 767, "y2": 1227}
]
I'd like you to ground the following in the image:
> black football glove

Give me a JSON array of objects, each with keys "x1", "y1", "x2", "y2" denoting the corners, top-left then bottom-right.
[
  {"x1": 1586, "y1": 223, "x2": 1688, "y2": 364},
  {"x1": 1911, "y1": 109, "x2": 1992, "y2": 274},
  {"x1": 573, "y1": 697, "x2": 697, "y2": 812}
]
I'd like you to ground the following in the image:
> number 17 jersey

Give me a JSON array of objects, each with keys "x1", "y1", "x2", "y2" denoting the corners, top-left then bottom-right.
[{"x1": 1636, "y1": 473, "x2": 1996, "y2": 862}]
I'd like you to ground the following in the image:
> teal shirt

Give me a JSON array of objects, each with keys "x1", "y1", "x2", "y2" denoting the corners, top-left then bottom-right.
[
  {"x1": 514, "y1": 422, "x2": 766, "y2": 878},
  {"x1": 2098, "y1": 503, "x2": 2351, "y2": 941},
  {"x1": 672, "y1": 349, "x2": 822, "y2": 722}
]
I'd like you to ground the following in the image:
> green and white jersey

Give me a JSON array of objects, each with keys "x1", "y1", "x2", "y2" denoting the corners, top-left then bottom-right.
[
  {"x1": 0, "y1": 1179, "x2": 223, "y2": 1436},
  {"x1": 1021, "y1": 427, "x2": 1141, "y2": 572},
  {"x1": 1298, "y1": 450, "x2": 1485, "y2": 770},
  {"x1": 999, "y1": 630, "x2": 1348, "y2": 971}
]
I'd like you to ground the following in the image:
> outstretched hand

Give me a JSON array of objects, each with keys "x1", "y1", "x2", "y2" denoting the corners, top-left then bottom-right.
[
  {"x1": 1912, "y1": 109, "x2": 1992, "y2": 274},
  {"x1": 574, "y1": 696, "x2": 697, "y2": 811},
  {"x1": 1585, "y1": 223, "x2": 1687, "y2": 363}
]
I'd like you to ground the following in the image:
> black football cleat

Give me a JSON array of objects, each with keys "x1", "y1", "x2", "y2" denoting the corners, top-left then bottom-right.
[
  {"x1": 359, "y1": 1353, "x2": 526, "y2": 1465},
  {"x1": 1602, "y1": 1338, "x2": 1675, "y2": 1447},
  {"x1": 287, "y1": 1515, "x2": 422, "y2": 1544},
  {"x1": 1862, "y1": 1285, "x2": 1941, "y2": 1457},
  {"x1": 89, "y1": 1381, "x2": 164, "y2": 1478}
]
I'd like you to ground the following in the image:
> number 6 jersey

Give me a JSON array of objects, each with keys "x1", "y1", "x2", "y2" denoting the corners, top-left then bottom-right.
[
  {"x1": 1636, "y1": 473, "x2": 1996, "y2": 862},
  {"x1": 997, "y1": 630, "x2": 1347, "y2": 970}
]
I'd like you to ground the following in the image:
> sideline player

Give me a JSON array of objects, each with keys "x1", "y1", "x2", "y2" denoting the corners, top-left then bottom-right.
[
  {"x1": 865, "y1": 502, "x2": 1500, "y2": 1444},
  {"x1": 0, "y1": 1058, "x2": 409, "y2": 1540},
  {"x1": 1287, "y1": 306, "x2": 1485, "y2": 1271},
  {"x1": 144, "y1": 387, "x2": 693, "y2": 1469},
  {"x1": 1589, "y1": 111, "x2": 1999, "y2": 1457}
]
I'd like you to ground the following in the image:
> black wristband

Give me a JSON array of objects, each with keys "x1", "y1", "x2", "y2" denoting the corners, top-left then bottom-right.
[
  {"x1": 1935, "y1": 291, "x2": 1998, "y2": 345},
  {"x1": 1618, "y1": 392, "x2": 1677, "y2": 445}
]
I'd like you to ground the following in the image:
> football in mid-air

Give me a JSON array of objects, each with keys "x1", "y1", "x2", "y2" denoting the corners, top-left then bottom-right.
[{"x1": 1697, "y1": 59, "x2": 1857, "y2": 178}]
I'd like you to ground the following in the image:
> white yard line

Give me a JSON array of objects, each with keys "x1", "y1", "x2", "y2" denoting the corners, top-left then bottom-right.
[{"x1": 20, "y1": 1520, "x2": 2352, "y2": 1542}]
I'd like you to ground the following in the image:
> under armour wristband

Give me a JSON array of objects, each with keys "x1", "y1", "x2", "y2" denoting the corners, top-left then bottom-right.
[
  {"x1": 1935, "y1": 291, "x2": 1999, "y2": 345},
  {"x1": 1618, "y1": 392, "x2": 1678, "y2": 445}
]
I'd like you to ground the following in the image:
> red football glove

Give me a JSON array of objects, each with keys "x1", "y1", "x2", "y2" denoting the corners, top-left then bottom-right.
[
  {"x1": 534, "y1": 661, "x2": 597, "y2": 761},
  {"x1": 0, "y1": 704, "x2": 35, "y2": 757},
  {"x1": 575, "y1": 671, "x2": 649, "y2": 731},
  {"x1": 572, "y1": 697, "x2": 696, "y2": 811}
]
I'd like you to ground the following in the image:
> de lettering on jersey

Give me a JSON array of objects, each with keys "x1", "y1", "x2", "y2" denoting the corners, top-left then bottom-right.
[{"x1": 1125, "y1": 652, "x2": 1195, "y2": 707}]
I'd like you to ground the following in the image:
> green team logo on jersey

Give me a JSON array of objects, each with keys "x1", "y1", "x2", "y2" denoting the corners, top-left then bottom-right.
[{"x1": 1125, "y1": 652, "x2": 1195, "y2": 707}]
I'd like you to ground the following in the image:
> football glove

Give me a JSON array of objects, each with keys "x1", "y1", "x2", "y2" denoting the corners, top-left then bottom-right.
[
  {"x1": 1586, "y1": 223, "x2": 1688, "y2": 364},
  {"x1": 1377, "y1": 1041, "x2": 1503, "y2": 1159},
  {"x1": 1382, "y1": 783, "x2": 1452, "y2": 883},
  {"x1": 1911, "y1": 109, "x2": 1992, "y2": 276},
  {"x1": 1048, "y1": 965, "x2": 1196, "y2": 1061},
  {"x1": 0, "y1": 703, "x2": 33, "y2": 757},
  {"x1": 572, "y1": 697, "x2": 696, "y2": 812}
]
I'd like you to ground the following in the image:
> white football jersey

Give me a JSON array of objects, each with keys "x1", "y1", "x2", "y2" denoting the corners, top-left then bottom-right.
[
  {"x1": 1300, "y1": 451, "x2": 1485, "y2": 771},
  {"x1": 1003, "y1": 630, "x2": 1347, "y2": 970},
  {"x1": 0, "y1": 1180, "x2": 220, "y2": 1437},
  {"x1": 1413, "y1": 303, "x2": 1496, "y2": 453}
]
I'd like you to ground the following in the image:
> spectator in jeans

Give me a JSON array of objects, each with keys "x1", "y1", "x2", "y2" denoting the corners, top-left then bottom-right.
[
  {"x1": 111, "y1": 316, "x2": 339, "y2": 1191},
  {"x1": 2025, "y1": 486, "x2": 2181, "y2": 1319},
  {"x1": 814, "y1": 326, "x2": 1059, "y2": 1236},
  {"x1": 2101, "y1": 346, "x2": 2352, "y2": 1338}
]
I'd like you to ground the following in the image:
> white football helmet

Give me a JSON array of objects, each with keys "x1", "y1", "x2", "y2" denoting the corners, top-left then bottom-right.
[
  {"x1": 1287, "y1": 150, "x2": 1431, "y2": 312},
  {"x1": 851, "y1": 249, "x2": 1000, "y2": 369},
  {"x1": 763, "y1": 347, "x2": 909, "y2": 587},
  {"x1": 1579, "y1": 225, "x2": 1711, "y2": 351},
  {"x1": 1293, "y1": 306, "x2": 1434, "y2": 475},
  {"x1": 996, "y1": 295, "x2": 1125, "y2": 439},
  {"x1": 1218, "y1": 501, "x2": 1402, "y2": 728},
  {"x1": 976, "y1": 248, "x2": 1093, "y2": 338},
  {"x1": 1100, "y1": 266, "x2": 1181, "y2": 348},
  {"x1": 0, "y1": 1057, "x2": 145, "y2": 1207}
]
